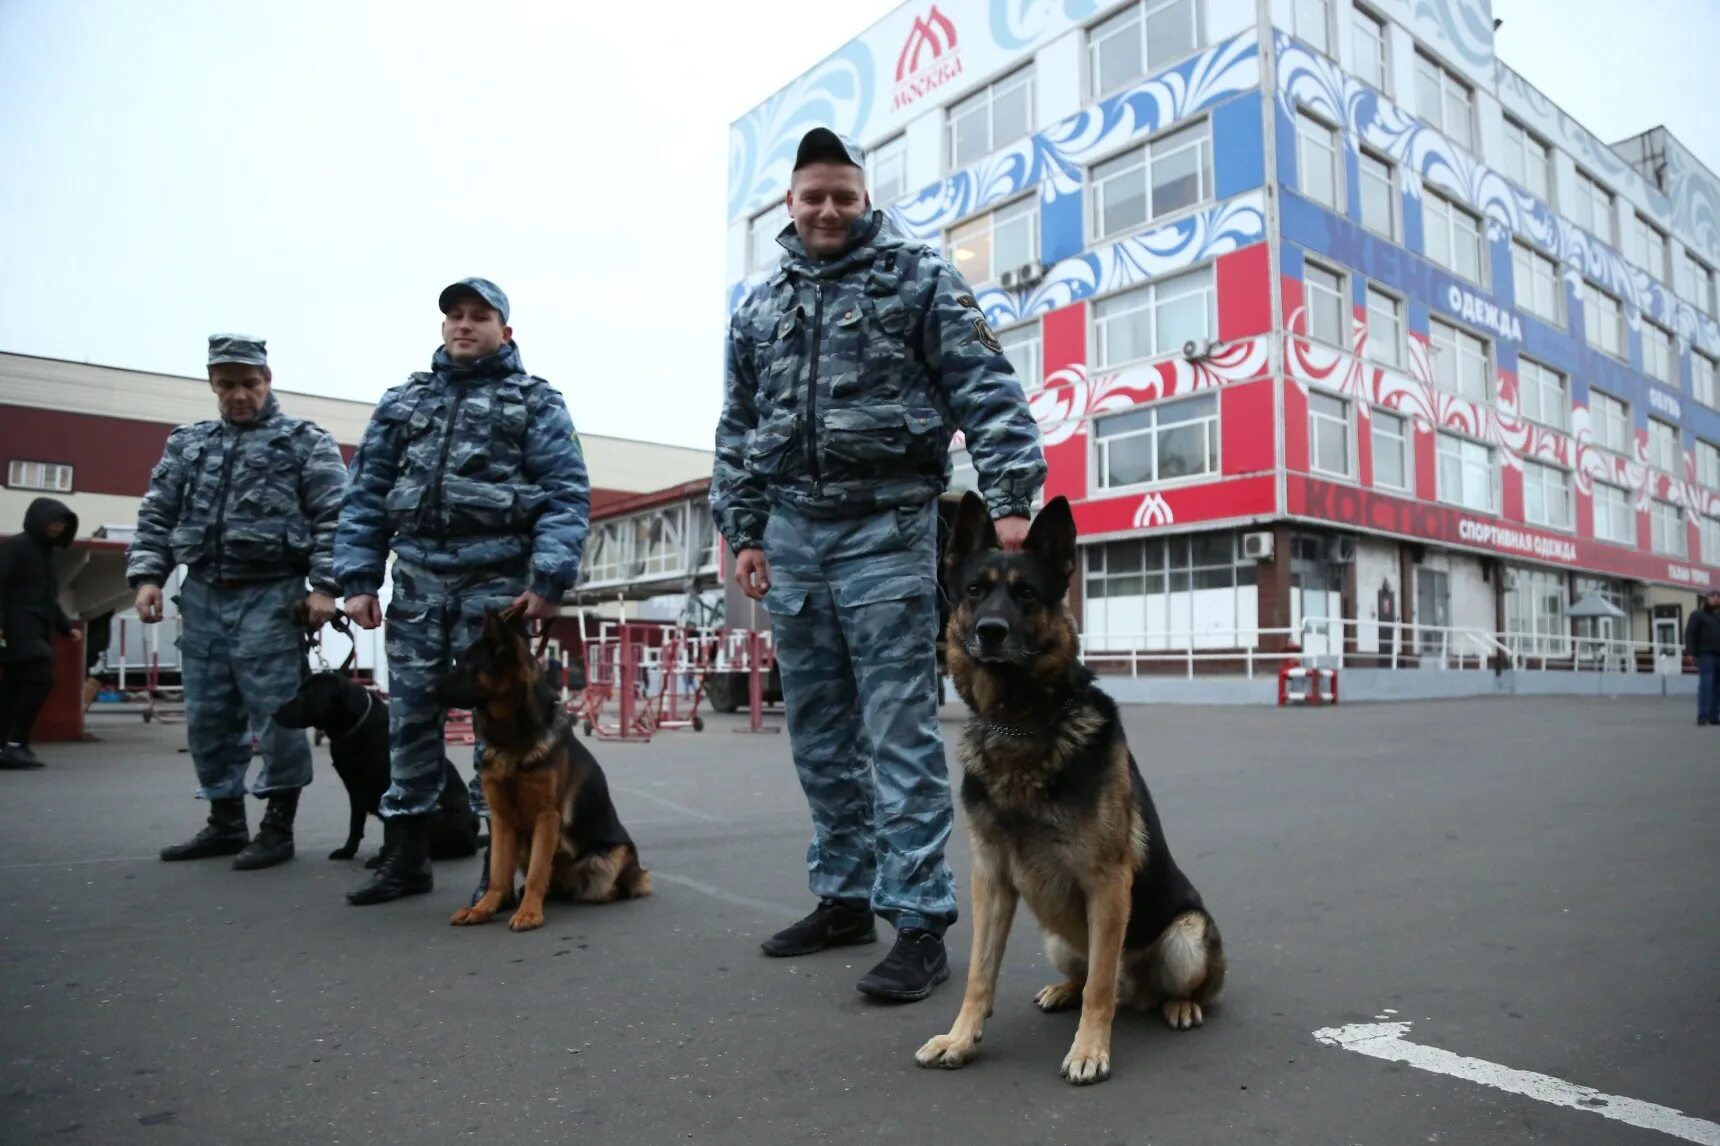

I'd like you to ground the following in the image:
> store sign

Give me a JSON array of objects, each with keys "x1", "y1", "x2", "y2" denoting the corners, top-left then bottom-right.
[{"x1": 1446, "y1": 283, "x2": 1523, "y2": 343}]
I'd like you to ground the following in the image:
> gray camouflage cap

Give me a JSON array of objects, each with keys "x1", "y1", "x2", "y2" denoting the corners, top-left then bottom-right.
[
  {"x1": 207, "y1": 334, "x2": 268, "y2": 367},
  {"x1": 794, "y1": 127, "x2": 866, "y2": 172},
  {"x1": 438, "y1": 277, "x2": 510, "y2": 323}
]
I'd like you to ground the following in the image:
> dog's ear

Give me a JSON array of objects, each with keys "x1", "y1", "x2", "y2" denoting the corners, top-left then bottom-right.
[
  {"x1": 946, "y1": 490, "x2": 998, "y2": 565},
  {"x1": 1024, "y1": 496, "x2": 1077, "y2": 583}
]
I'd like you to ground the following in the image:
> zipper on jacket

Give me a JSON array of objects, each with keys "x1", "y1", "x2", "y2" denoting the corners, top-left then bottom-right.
[
  {"x1": 806, "y1": 283, "x2": 824, "y2": 489},
  {"x1": 425, "y1": 387, "x2": 469, "y2": 537},
  {"x1": 209, "y1": 429, "x2": 242, "y2": 582}
]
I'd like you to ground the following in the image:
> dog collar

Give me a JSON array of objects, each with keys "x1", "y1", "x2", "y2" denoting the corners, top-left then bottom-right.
[
  {"x1": 331, "y1": 689, "x2": 374, "y2": 741},
  {"x1": 974, "y1": 697, "x2": 1081, "y2": 740}
]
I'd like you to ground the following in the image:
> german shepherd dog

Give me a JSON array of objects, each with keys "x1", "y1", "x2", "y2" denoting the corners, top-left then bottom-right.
[
  {"x1": 436, "y1": 609, "x2": 651, "y2": 932},
  {"x1": 915, "y1": 493, "x2": 1225, "y2": 1086}
]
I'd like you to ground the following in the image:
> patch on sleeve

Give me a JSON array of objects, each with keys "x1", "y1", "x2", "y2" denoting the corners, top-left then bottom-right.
[
  {"x1": 955, "y1": 293, "x2": 980, "y2": 311},
  {"x1": 972, "y1": 315, "x2": 1003, "y2": 354}
]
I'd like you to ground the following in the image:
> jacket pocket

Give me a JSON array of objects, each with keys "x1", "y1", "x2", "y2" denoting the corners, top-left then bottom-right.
[
  {"x1": 820, "y1": 404, "x2": 947, "y2": 474},
  {"x1": 761, "y1": 585, "x2": 809, "y2": 618},
  {"x1": 744, "y1": 410, "x2": 803, "y2": 479},
  {"x1": 222, "y1": 519, "x2": 291, "y2": 568},
  {"x1": 169, "y1": 524, "x2": 209, "y2": 567}
]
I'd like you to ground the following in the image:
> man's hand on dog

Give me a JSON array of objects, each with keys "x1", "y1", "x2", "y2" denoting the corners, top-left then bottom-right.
[
  {"x1": 995, "y1": 515, "x2": 1029, "y2": 550},
  {"x1": 346, "y1": 595, "x2": 382, "y2": 630},
  {"x1": 512, "y1": 590, "x2": 561, "y2": 622},
  {"x1": 303, "y1": 592, "x2": 338, "y2": 628},
  {"x1": 734, "y1": 548, "x2": 771, "y2": 600}
]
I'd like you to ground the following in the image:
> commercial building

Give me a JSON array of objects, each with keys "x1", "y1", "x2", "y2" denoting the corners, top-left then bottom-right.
[{"x1": 723, "y1": 0, "x2": 1720, "y2": 667}]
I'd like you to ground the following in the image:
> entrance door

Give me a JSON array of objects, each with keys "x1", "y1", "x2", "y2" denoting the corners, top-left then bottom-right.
[
  {"x1": 1415, "y1": 568, "x2": 1452, "y2": 659},
  {"x1": 1654, "y1": 617, "x2": 1681, "y2": 674}
]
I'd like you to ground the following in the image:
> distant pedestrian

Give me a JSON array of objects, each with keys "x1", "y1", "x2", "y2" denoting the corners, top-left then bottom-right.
[
  {"x1": 1684, "y1": 590, "x2": 1720, "y2": 725},
  {"x1": 0, "y1": 498, "x2": 83, "y2": 769}
]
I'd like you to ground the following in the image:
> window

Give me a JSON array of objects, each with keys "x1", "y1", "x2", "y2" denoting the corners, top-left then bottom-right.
[
  {"x1": 1093, "y1": 266, "x2": 1215, "y2": 367},
  {"x1": 1643, "y1": 322, "x2": 1677, "y2": 388},
  {"x1": 1591, "y1": 390, "x2": 1631, "y2": 454},
  {"x1": 997, "y1": 321, "x2": 1043, "y2": 391},
  {"x1": 1512, "y1": 242, "x2": 1562, "y2": 325},
  {"x1": 1504, "y1": 567, "x2": 1568, "y2": 656},
  {"x1": 1358, "y1": 151, "x2": 1396, "y2": 238},
  {"x1": 1351, "y1": 6, "x2": 1388, "y2": 92},
  {"x1": 1304, "y1": 261, "x2": 1346, "y2": 346},
  {"x1": 1094, "y1": 393, "x2": 1219, "y2": 488},
  {"x1": 1437, "y1": 432, "x2": 1495, "y2": 511},
  {"x1": 1518, "y1": 358, "x2": 1568, "y2": 431},
  {"x1": 949, "y1": 66, "x2": 1034, "y2": 169},
  {"x1": 1651, "y1": 499, "x2": 1686, "y2": 556},
  {"x1": 1593, "y1": 482, "x2": 1634, "y2": 544},
  {"x1": 636, "y1": 508, "x2": 685, "y2": 578},
  {"x1": 1292, "y1": 0, "x2": 1331, "y2": 54},
  {"x1": 1366, "y1": 288, "x2": 1403, "y2": 366},
  {"x1": 1648, "y1": 418, "x2": 1680, "y2": 473},
  {"x1": 1499, "y1": 118, "x2": 1552, "y2": 202},
  {"x1": 1295, "y1": 110, "x2": 1341, "y2": 210},
  {"x1": 1087, "y1": 0, "x2": 1202, "y2": 98},
  {"x1": 1696, "y1": 351, "x2": 1720, "y2": 408},
  {"x1": 1679, "y1": 251, "x2": 1717, "y2": 317},
  {"x1": 1698, "y1": 440, "x2": 1720, "y2": 489},
  {"x1": 1584, "y1": 286, "x2": 1624, "y2": 358},
  {"x1": 1704, "y1": 517, "x2": 1720, "y2": 564},
  {"x1": 1415, "y1": 53, "x2": 1473, "y2": 150},
  {"x1": 948, "y1": 196, "x2": 1039, "y2": 286},
  {"x1": 1633, "y1": 216, "x2": 1668, "y2": 283},
  {"x1": 1423, "y1": 187, "x2": 1484, "y2": 282},
  {"x1": 583, "y1": 521, "x2": 628, "y2": 584},
  {"x1": 1308, "y1": 391, "x2": 1352, "y2": 476},
  {"x1": 1522, "y1": 460, "x2": 1572, "y2": 529},
  {"x1": 6, "y1": 460, "x2": 73, "y2": 492},
  {"x1": 1082, "y1": 532, "x2": 1258, "y2": 651},
  {"x1": 1090, "y1": 120, "x2": 1213, "y2": 238},
  {"x1": 1573, "y1": 170, "x2": 1615, "y2": 244},
  {"x1": 748, "y1": 200, "x2": 790, "y2": 273},
  {"x1": 1429, "y1": 319, "x2": 1491, "y2": 403},
  {"x1": 871, "y1": 135, "x2": 908, "y2": 204},
  {"x1": 1371, "y1": 408, "x2": 1410, "y2": 489}
]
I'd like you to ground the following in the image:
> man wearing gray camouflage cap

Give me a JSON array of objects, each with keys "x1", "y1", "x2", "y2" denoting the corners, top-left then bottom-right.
[
  {"x1": 128, "y1": 335, "x2": 349, "y2": 871},
  {"x1": 713, "y1": 127, "x2": 1046, "y2": 1002},
  {"x1": 336, "y1": 278, "x2": 590, "y2": 907}
]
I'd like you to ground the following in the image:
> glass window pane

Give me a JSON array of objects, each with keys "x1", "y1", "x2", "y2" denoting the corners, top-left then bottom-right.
[
  {"x1": 1150, "y1": 125, "x2": 1208, "y2": 217},
  {"x1": 952, "y1": 107, "x2": 988, "y2": 166},
  {"x1": 1145, "y1": 0, "x2": 1198, "y2": 69},
  {"x1": 1155, "y1": 287, "x2": 1210, "y2": 354},
  {"x1": 1360, "y1": 154, "x2": 1393, "y2": 235},
  {"x1": 992, "y1": 78, "x2": 1032, "y2": 148},
  {"x1": 1105, "y1": 435, "x2": 1155, "y2": 486},
  {"x1": 1092, "y1": 9, "x2": 1143, "y2": 96},
  {"x1": 1157, "y1": 421, "x2": 1209, "y2": 479},
  {"x1": 1097, "y1": 161, "x2": 1148, "y2": 236}
]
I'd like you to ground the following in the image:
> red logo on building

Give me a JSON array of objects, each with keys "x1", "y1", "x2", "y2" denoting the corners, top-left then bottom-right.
[{"x1": 893, "y1": 5, "x2": 963, "y2": 111}]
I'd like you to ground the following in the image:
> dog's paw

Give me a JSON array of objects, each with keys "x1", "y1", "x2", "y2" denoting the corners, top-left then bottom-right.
[
  {"x1": 1162, "y1": 1000, "x2": 1204, "y2": 1031},
  {"x1": 449, "y1": 906, "x2": 492, "y2": 926},
  {"x1": 1060, "y1": 1037, "x2": 1112, "y2": 1086},
  {"x1": 1034, "y1": 980, "x2": 1082, "y2": 1012},
  {"x1": 915, "y1": 1031, "x2": 979, "y2": 1070},
  {"x1": 507, "y1": 905, "x2": 544, "y2": 932},
  {"x1": 328, "y1": 847, "x2": 357, "y2": 861}
]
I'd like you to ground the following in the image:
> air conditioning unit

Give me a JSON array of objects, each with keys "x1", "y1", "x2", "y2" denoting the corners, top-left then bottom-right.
[
  {"x1": 1325, "y1": 536, "x2": 1356, "y2": 564},
  {"x1": 1013, "y1": 261, "x2": 1046, "y2": 288},
  {"x1": 999, "y1": 268, "x2": 1020, "y2": 291},
  {"x1": 1181, "y1": 338, "x2": 1220, "y2": 361},
  {"x1": 1242, "y1": 531, "x2": 1275, "y2": 561}
]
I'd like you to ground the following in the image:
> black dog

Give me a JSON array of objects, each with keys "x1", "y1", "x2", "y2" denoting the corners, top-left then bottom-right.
[{"x1": 273, "y1": 672, "x2": 480, "y2": 866}]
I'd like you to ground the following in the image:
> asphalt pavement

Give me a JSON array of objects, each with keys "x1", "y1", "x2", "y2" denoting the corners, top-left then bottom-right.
[{"x1": 2, "y1": 694, "x2": 1717, "y2": 1144}]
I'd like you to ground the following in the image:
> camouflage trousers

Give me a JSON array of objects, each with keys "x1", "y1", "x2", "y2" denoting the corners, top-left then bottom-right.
[
  {"x1": 381, "y1": 561, "x2": 525, "y2": 818},
  {"x1": 761, "y1": 501, "x2": 957, "y2": 935},
  {"x1": 177, "y1": 575, "x2": 312, "y2": 800}
]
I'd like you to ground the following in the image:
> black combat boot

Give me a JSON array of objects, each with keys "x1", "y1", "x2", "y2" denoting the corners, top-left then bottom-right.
[
  {"x1": 160, "y1": 797, "x2": 249, "y2": 861},
  {"x1": 346, "y1": 815, "x2": 433, "y2": 905},
  {"x1": 233, "y1": 790, "x2": 299, "y2": 870},
  {"x1": 760, "y1": 897, "x2": 878, "y2": 957}
]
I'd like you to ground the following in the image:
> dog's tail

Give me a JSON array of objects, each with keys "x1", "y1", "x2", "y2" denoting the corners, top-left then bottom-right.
[{"x1": 618, "y1": 856, "x2": 653, "y2": 899}]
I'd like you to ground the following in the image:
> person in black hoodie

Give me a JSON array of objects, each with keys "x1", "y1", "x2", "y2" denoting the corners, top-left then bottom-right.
[
  {"x1": 1684, "y1": 589, "x2": 1720, "y2": 726},
  {"x1": 0, "y1": 498, "x2": 82, "y2": 768}
]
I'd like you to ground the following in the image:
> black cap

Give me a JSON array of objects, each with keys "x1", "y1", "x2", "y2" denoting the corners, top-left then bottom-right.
[{"x1": 793, "y1": 127, "x2": 866, "y2": 172}]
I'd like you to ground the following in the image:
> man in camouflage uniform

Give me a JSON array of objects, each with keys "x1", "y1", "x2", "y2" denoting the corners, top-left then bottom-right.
[
  {"x1": 129, "y1": 335, "x2": 348, "y2": 870},
  {"x1": 336, "y1": 277, "x2": 589, "y2": 907},
  {"x1": 713, "y1": 128, "x2": 1046, "y2": 1002}
]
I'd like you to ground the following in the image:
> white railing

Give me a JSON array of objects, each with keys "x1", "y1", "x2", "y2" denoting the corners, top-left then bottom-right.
[
  {"x1": 1296, "y1": 618, "x2": 1513, "y2": 671},
  {"x1": 1497, "y1": 629, "x2": 1686, "y2": 674},
  {"x1": 1078, "y1": 628, "x2": 1298, "y2": 679}
]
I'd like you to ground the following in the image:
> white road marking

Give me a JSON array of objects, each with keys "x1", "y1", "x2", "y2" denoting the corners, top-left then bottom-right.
[
  {"x1": 651, "y1": 871, "x2": 802, "y2": 919},
  {"x1": 1313, "y1": 1021, "x2": 1720, "y2": 1145},
  {"x1": 611, "y1": 783, "x2": 722, "y2": 824}
]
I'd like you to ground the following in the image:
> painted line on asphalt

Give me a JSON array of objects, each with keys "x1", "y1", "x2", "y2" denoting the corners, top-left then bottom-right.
[
  {"x1": 650, "y1": 871, "x2": 802, "y2": 919},
  {"x1": 611, "y1": 784, "x2": 722, "y2": 824},
  {"x1": 1313, "y1": 1021, "x2": 1720, "y2": 1145}
]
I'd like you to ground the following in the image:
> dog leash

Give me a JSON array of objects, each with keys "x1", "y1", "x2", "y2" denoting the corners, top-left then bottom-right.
[{"x1": 496, "y1": 601, "x2": 557, "y2": 663}]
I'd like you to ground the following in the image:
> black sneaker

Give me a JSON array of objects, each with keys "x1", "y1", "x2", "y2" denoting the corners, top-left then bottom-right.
[
  {"x1": 761, "y1": 897, "x2": 877, "y2": 958},
  {"x1": 0, "y1": 745, "x2": 44, "y2": 770},
  {"x1": 856, "y1": 928, "x2": 949, "y2": 1002}
]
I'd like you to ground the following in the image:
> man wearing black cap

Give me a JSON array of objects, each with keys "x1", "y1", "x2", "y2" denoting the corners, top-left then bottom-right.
[
  {"x1": 0, "y1": 498, "x2": 82, "y2": 769},
  {"x1": 128, "y1": 334, "x2": 348, "y2": 868},
  {"x1": 336, "y1": 278, "x2": 591, "y2": 906},
  {"x1": 712, "y1": 128, "x2": 1046, "y2": 1001}
]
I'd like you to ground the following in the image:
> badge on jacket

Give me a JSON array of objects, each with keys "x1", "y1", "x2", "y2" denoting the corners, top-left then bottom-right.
[{"x1": 972, "y1": 315, "x2": 1003, "y2": 354}]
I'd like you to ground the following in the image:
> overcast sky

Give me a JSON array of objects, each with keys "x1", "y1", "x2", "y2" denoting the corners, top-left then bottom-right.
[{"x1": 2, "y1": 0, "x2": 1714, "y2": 453}]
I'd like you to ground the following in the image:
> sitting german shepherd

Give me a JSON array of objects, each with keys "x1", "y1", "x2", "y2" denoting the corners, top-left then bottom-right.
[
  {"x1": 436, "y1": 608, "x2": 651, "y2": 932},
  {"x1": 916, "y1": 492, "x2": 1225, "y2": 1086}
]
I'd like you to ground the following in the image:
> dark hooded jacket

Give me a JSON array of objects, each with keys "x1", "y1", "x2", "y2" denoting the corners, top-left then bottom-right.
[{"x1": 0, "y1": 498, "x2": 78, "y2": 663}]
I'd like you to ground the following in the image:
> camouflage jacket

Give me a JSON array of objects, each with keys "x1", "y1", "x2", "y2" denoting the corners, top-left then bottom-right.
[
  {"x1": 712, "y1": 209, "x2": 1045, "y2": 552},
  {"x1": 333, "y1": 341, "x2": 590, "y2": 601},
  {"x1": 125, "y1": 394, "x2": 348, "y2": 593}
]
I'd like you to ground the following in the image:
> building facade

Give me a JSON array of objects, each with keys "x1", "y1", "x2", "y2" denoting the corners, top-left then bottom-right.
[{"x1": 725, "y1": 0, "x2": 1720, "y2": 664}]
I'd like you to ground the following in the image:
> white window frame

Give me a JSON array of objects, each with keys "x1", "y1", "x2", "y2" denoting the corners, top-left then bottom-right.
[
  {"x1": 1295, "y1": 108, "x2": 1342, "y2": 211},
  {"x1": 1423, "y1": 185, "x2": 1485, "y2": 284},
  {"x1": 1092, "y1": 265, "x2": 1216, "y2": 369},
  {"x1": 1651, "y1": 498, "x2": 1687, "y2": 557},
  {"x1": 1429, "y1": 318, "x2": 1492, "y2": 404},
  {"x1": 5, "y1": 460, "x2": 73, "y2": 493},
  {"x1": 947, "y1": 195, "x2": 1040, "y2": 287},
  {"x1": 1696, "y1": 350, "x2": 1720, "y2": 409},
  {"x1": 1304, "y1": 260, "x2": 1348, "y2": 347},
  {"x1": 1512, "y1": 241, "x2": 1562, "y2": 326},
  {"x1": 1291, "y1": 0, "x2": 1332, "y2": 54},
  {"x1": 870, "y1": 135, "x2": 909, "y2": 205},
  {"x1": 997, "y1": 319, "x2": 1043, "y2": 392},
  {"x1": 1308, "y1": 390, "x2": 1354, "y2": 477},
  {"x1": 1648, "y1": 417, "x2": 1680, "y2": 474},
  {"x1": 1584, "y1": 285, "x2": 1625, "y2": 359},
  {"x1": 1593, "y1": 481, "x2": 1634, "y2": 545},
  {"x1": 747, "y1": 200, "x2": 791, "y2": 273},
  {"x1": 1679, "y1": 250, "x2": 1718, "y2": 318},
  {"x1": 1351, "y1": 5, "x2": 1389, "y2": 93},
  {"x1": 1517, "y1": 357, "x2": 1568, "y2": 432},
  {"x1": 1634, "y1": 215, "x2": 1669, "y2": 284},
  {"x1": 1436, "y1": 431, "x2": 1496, "y2": 513},
  {"x1": 1697, "y1": 439, "x2": 1720, "y2": 489},
  {"x1": 1086, "y1": 0, "x2": 1204, "y2": 100},
  {"x1": 1500, "y1": 117, "x2": 1552, "y2": 203},
  {"x1": 1089, "y1": 118, "x2": 1214, "y2": 240},
  {"x1": 1093, "y1": 392, "x2": 1221, "y2": 490},
  {"x1": 1591, "y1": 389, "x2": 1631, "y2": 455},
  {"x1": 1522, "y1": 459, "x2": 1573, "y2": 530},
  {"x1": 1358, "y1": 149, "x2": 1396, "y2": 239},
  {"x1": 1371, "y1": 407, "x2": 1411, "y2": 491},
  {"x1": 1703, "y1": 516, "x2": 1720, "y2": 564},
  {"x1": 1366, "y1": 287, "x2": 1403, "y2": 367},
  {"x1": 1642, "y1": 321, "x2": 1677, "y2": 389},
  {"x1": 948, "y1": 66, "x2": 1035, "y2": 170},
  {"x1": 1415, "y1": 53, "x2": 1473, "y2": 150},
  {"x1": 1573, "y1": 169, "x2": 1616, "y2": 245}
]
